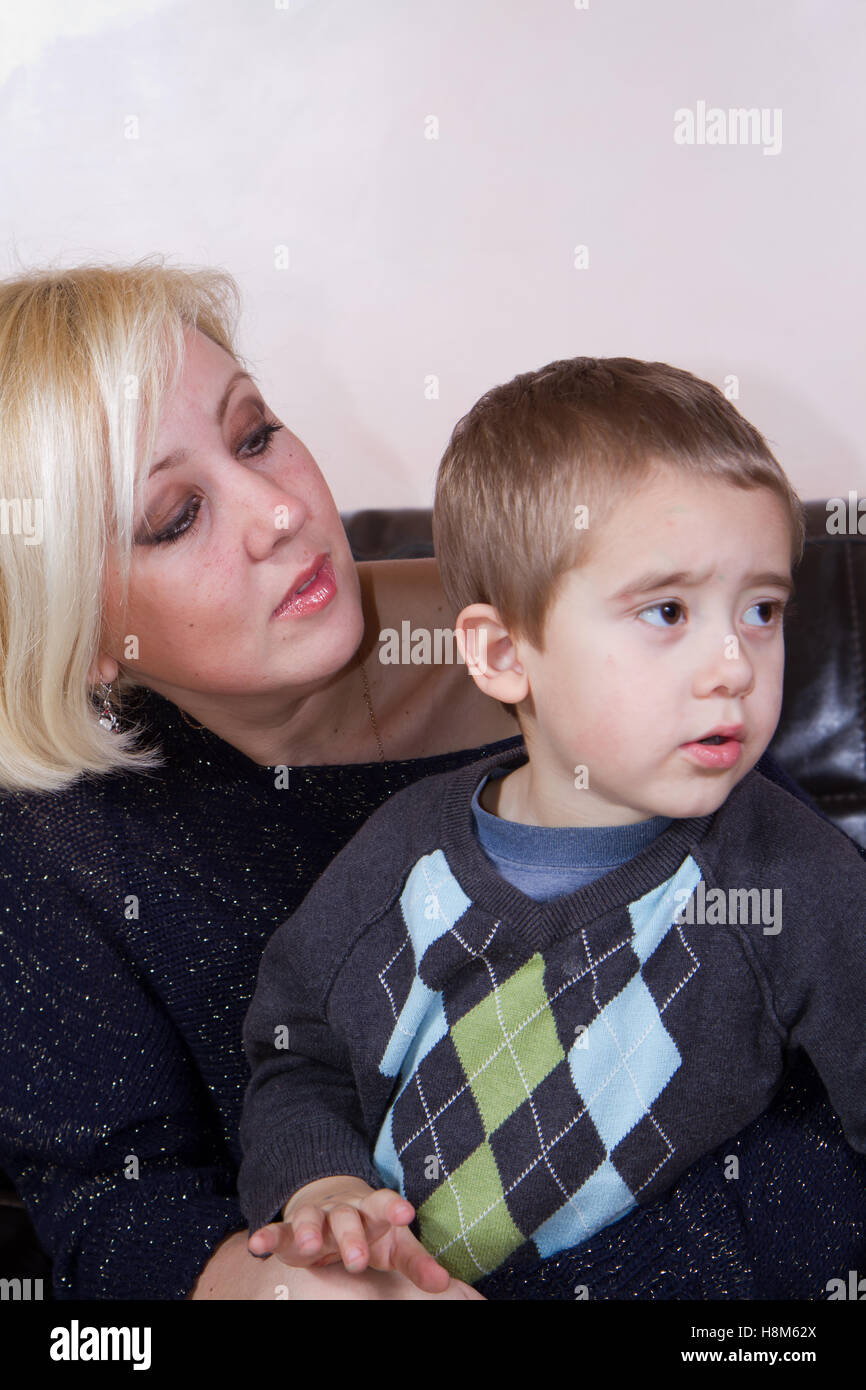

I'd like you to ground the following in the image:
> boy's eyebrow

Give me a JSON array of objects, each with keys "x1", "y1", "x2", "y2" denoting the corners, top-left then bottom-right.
[{"x1": 610, "y1": 568, "x2": 795, "y2": 603}]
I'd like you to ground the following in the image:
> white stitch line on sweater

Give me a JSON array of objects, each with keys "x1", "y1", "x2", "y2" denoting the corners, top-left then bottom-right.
[
  {"x1": 629, "y1": 926, "x2": 703, "y2": 1194},
  {"x1": 394, "y1": 924, "x2": 698, "y2": 1154},
  {"x1": 383, "y1": 861, "x2": 445, "y2": 1040},
  {"x1": 581, "y1": 927, "x2": 677, "y2": 1180},
  {"x1": 583, "y1": 926, "x2": 667, "y2": 1118},
  {"x1": 430, "y1": 979, "x2": 687, "y2": 1254},
  {"x1": 426, "y1": 943, "x2": 519, "y2": 1267},
  {"x1": 412, "y1": 1054, "x2": 488, "y2": 1276},
  {"x1": 378, "y1": 938, "x2": 408, "y2": 1025},
  {"x1": 391, "y1": 897, "x2": 701, "y2": 1258},
  {"x1": 427, "y1": 985, "x2": 702, "y2": 1254},
  {"x1": 388, "y1": 904, "x2": 635, "y2": 1087},
  {"x1": 429, "y1": 1036, "x2": 656, "y2": 1259},
  {"x1": 377, "y1": 856, "x2": 466, "y2": 1044},
  {"x1": 427, "y1": 895, "x2": 707, "y2": 1254},
  {"x1": 395, "y1": 998, "x2": 670, "y2": 1159},
  {"x1": 433, "y1": 1111, "x2": 612, "y2": 1258},
  {"x1": 448, "y1": 918, "x2": 500, "y2": 958},
  {"x1": 395, "y1": 978, "x2": 570, "y2": 1154},
  {"x1": 656, "y1": 924, "x2": 701, "y2": 1013},
  {"x1": 483, "y1": 952, "x2": 575, "y2": 1210}
]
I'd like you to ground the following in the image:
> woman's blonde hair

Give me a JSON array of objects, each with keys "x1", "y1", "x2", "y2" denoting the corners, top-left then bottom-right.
[{"x1": 0, "y1": 255, "x2": 249, "y2": 792}]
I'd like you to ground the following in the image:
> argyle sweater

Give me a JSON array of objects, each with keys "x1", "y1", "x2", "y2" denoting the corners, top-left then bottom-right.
[{"x1": 239, "y1": 744, "x2": 866, "y2": 1284}]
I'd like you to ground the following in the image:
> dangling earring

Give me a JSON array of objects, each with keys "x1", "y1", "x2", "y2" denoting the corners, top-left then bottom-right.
[{"x1": 97, "y1": 681, "x2": 120, "y2": 733}]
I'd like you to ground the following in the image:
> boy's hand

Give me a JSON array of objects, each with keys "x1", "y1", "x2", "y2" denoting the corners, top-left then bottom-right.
[{"x1": 247, "y1": 1175, "x2": 452, "y2": 1294}]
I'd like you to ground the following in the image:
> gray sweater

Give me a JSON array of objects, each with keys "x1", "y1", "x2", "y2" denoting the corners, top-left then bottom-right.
[{"x1": 239, "y1": 744, "x2": 866, "y2": 1284}]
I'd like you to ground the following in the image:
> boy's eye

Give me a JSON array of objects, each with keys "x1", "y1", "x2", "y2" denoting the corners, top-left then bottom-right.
[
  {"x1": 637, "y1": 601, "x2": 684, "y2": 627},
  {"x1": 743, "y1": 600, "x2": 785, "y2": 626},
  {"x1": 637, "y1": 598, "x2": 788, "y2": 629}
]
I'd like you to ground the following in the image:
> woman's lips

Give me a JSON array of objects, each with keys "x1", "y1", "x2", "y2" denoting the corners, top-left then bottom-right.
[{"x1": 272, "y1": 557, "x2": 337, "y2": 619}]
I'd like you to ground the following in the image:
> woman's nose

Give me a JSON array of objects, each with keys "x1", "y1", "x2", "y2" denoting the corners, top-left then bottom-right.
[{"x1": 232, "y1": 469, "x2": 308, "y2": 557}]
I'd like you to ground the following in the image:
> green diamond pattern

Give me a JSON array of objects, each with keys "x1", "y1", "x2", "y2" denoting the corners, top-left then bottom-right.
[
  {"x1": 417, "y1": 1140, "x2": 524, "y2": 1282},
  {"x1": 451, "y1": 952, "x2": 566, "y2": 1133}
]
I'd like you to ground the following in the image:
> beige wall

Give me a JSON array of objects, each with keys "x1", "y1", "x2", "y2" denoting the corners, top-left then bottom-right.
[{"x1": 1, "y1": 0, "x2": 863, "y2": 509}]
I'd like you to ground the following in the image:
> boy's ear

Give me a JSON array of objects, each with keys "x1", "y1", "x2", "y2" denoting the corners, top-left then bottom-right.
[{"x1": 455, "y1": 605, "x2": 530, "y2": 705}]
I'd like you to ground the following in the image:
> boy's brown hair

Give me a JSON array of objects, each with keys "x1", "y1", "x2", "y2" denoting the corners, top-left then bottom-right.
[{"x1": 433, "y1": 357, "x2": 805, "y2": 719}]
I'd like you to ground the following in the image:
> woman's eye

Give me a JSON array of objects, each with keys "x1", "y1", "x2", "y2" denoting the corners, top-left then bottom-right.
[
  {"x1": 637, "y1": 601, "x2": 684, "y2": 627},
  {"x1": 153, "y1": 497, "x2": 202, "y2": 546},
  {"x1": 239, "y1": 420, "x2": 283, "y2": 459},
  {"x1": 141, "y1": 419, "x2": 284, "y2": 546}
]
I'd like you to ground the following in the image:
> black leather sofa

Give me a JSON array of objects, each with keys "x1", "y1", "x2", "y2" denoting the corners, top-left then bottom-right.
[{"x1": 1, "y1": 497, "x2": 864, "y2": 1289}]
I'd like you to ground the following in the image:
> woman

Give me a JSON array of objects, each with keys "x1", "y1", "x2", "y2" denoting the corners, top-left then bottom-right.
[{"x1": 0, "y1": 260, "x2": 862, "y2": 1300}]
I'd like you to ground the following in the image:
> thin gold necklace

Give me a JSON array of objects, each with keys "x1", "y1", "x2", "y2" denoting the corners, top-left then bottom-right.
[
  {"x1": 359, "y1": 657, "x2": 385, "y2": 763},
  {"x1": 179, "y1": 658, "x2": 386, "y2": 763}
]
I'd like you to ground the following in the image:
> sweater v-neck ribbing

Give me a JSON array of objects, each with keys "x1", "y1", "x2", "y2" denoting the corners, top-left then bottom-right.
[{"x1": 439, "y1": 744, "x2": 717, "y2": 948}]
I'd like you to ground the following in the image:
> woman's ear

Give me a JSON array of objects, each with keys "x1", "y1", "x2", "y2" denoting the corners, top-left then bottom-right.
[
  {"x1": 455, "y1": 605, "x2": 530, "y2": 705},
  {"x1": 88, "y1": 653, "x2": 119, "y2": 689}
]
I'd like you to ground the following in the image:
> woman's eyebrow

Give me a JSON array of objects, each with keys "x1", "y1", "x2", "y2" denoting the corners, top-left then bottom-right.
[{"x1": 148, "y1": 370, "x2": 257, "y2": 478}]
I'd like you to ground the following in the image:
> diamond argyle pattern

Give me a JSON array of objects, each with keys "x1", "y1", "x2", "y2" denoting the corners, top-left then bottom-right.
[{"x1": 372, "y1": 850, "x2": 703, "y2": 1281}]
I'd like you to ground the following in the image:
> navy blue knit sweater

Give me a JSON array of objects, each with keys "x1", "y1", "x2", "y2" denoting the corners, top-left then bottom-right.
[
  {"x1": 1, "y1": 685, "x2": 864, "y2": 1299},
  {"x1": 238, "y1": 746, "x2": 866, "y2": 1285}
]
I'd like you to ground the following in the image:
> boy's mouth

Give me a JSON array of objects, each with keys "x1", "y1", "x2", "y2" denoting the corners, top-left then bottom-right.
[
  {"x1": 680, "y1": 726, "x2": 744, "y2": 770},
  {"x1": 691, "y1": 724, "x2": 745, "y2": 745}
]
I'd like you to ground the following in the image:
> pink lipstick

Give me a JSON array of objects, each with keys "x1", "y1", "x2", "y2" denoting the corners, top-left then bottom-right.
[{"x1": 272, "y1": 556, "x2": 337, "y2": 620}]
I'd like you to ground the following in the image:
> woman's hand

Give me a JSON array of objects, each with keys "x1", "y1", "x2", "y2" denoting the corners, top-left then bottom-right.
[
  {"x1": 271, "y1": 1262, "x2": 485, "y2": 1300},
  {"x1": 188, "y1": 1227, "x2": 484, "y2": 1299}
]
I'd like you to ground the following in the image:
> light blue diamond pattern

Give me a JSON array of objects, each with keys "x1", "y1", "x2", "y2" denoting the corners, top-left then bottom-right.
[
  {"x1": 372, "y1": 992, "x2": 449, "y2": 1195},
  {"x1": 534, "y1": 1159, "x2": 636, "y2": 1257},
  {"x1": 566, "y1": 858, "x2": 700, "y2": 1153},
  {"x1": 379, "y1": 850, "x2": 471, "y2": 1077},
  {"x1": 630, "y1": 855, "x2": 702, "y2": 964}
]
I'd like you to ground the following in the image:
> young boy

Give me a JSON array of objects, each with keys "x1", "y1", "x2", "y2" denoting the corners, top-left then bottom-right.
[{"x1": 237, "y1": 357, "x2": 866, "y2": 1293}]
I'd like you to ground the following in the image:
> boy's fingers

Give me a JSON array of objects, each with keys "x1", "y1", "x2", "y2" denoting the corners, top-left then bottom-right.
[
  {"x1": 254, "y1": 1186, "x2": 417, "y2": 1272},
  {"x1": 247, "y1": 1223, "x2": 279, "y2": 1256},
  {"x1": 362, "y1": 1189, "x2": 415, "y2": 1228},
  {"x1": 285, "y1": 1203, "x2": 326, "y2": 1258},
  {"x1": 390, "y1": 1226, "x2": 451, "y2": 1293},
  {"x1": 327, "y1": 1203, "x2": 370, "y2": 1272},
  {"x1": 354, "y1": 1189, "x2": 416, "y2": 1246},
  {"x1": 250, "y1": 1206, "x2": 329, "y2": 1266}
]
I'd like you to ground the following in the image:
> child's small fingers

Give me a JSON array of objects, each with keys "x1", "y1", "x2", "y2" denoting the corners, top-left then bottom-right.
[
  {"x1": 344, "y1": 1190, "x2": 414, "y2": 1251},
  {"x1": 391, "y1": 1228, "x2": 451, "y2": 1293},
  {"x1": 326, "y1": 1203, "x2": 370, "y2": 1273},
  {"x1": 284, "y1": 1203, "x2": 326, "y2": 1259},
  {"x1": 406, "y1": 1252, "x2": 451, "y2": 1294},
  {"x1": 362, "y1": 1188, "x2": 416, "y2": 1229},
  {"x1": 247, "y1": 1223, "x2": 280, "y2": 1256}
]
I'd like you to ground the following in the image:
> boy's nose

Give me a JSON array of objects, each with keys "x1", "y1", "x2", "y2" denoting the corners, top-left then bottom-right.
[{"x1": 693, "y1": 638, "x2": 755, "y2": 699}]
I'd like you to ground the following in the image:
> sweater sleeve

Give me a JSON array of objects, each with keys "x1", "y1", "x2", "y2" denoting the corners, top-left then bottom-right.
[
  {"x1": 736, "y1": 795, "x2": 866, "y2": 1156},
  {"x1": 237, "y1": 792, "x2": 420, "y2": 1236},
  {"x1": 238, "y1": 916, "x2": 389, "y2": 1237},
  {"x1": 0, "y1": 844, "x2": 245, "y2": 1300},
  {"x1": 776, "y1": 861, "x2": 866, "y2": 1154}
]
